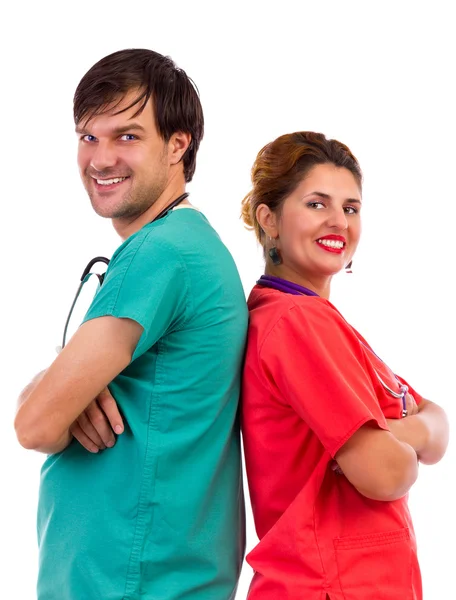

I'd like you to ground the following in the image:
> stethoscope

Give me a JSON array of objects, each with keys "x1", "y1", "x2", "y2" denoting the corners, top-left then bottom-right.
[
  {"x1": 58, "y1": 192, "x2": 189, "y2": 352},
  {"x1": 258, "y1": 274, "x2": 409, "y2": 417}
]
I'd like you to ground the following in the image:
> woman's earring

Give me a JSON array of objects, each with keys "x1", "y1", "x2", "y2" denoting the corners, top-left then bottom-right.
[
  {"x1": 268, "y1": 237, "x2": 282, "y2": 266},
  {"x1": 345, "y1": 260, "x2": 353, "y2": 274}
]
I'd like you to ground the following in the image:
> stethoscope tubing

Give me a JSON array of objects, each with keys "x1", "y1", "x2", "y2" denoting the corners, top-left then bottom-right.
[
  {"x1": 59, "y1": 193, "x2": 190, "y2": 351},
  {"x1": 257, "y1": 274, "x2": 409, "y2": 417}
]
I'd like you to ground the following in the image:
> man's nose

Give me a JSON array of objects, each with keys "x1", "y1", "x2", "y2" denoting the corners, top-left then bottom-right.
[{"x1": 90, "y1": 141, "x2": 117, "y2": 172}]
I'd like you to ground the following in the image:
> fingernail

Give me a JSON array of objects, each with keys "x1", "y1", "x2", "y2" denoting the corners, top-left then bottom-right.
[
  {"x1": 106, "y1": 441, "x2": 114, "y2": 448},
  {"x1": 114, "y1": 426, "x2": 123, "y2": 434}
]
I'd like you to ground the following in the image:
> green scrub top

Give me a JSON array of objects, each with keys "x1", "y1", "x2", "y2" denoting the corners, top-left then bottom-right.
[{"x1": 37, "y1": 208, "x2": 248, "y2": 600}]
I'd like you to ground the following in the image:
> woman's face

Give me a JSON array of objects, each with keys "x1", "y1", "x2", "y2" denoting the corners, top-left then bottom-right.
[{"x1": 270, "y1": 163, "x2": 362, "y2": 287}]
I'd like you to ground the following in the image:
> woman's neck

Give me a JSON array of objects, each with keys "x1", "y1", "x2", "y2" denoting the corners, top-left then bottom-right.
[{"x1": 264, "y1": 265, "x2": 332, "y2": 299}]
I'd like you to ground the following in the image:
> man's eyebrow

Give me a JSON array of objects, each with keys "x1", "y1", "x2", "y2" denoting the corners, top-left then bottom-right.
[
  {"x1": 304, "y1": 191, "x2": 362, "y2": 204},
  {"x1": 111, "y1": 123, "x2": 146, "y2": 135},
  {"x1": 75, "y1": 123, "x2": 147, "y2": 135}
]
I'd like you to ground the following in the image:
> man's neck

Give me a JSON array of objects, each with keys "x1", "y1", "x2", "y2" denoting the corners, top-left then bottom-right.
[{"x1": 113, "y1": 186, "x2": 187, "y2": 241}]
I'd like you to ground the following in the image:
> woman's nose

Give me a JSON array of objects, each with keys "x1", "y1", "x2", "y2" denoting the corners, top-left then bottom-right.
[{"x1": 327, "y1": 207, "x2": 348, "y2": 230}]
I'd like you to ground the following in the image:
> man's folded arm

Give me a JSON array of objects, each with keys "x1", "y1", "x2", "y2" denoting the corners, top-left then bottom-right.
[{"x1": 14, "y1": 316, "x2": 143, "y2": 454}]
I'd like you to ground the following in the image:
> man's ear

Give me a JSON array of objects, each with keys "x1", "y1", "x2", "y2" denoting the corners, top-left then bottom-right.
[
  {"x1": 256, "y1": 204, "x2": 279, "y2": 239},
  {"x1": 168, "y1": 131, "x2": 191, "y2": 165}
]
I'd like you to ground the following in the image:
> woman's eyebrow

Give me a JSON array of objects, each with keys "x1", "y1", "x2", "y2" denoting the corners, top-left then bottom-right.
[{"x1": 304, "y1": 191, "x2": 362, "y2": 203}]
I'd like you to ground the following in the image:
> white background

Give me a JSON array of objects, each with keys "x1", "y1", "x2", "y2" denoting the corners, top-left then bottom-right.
[{"x1": 2, "y1": 1, "x2": 454, "y2": 598}]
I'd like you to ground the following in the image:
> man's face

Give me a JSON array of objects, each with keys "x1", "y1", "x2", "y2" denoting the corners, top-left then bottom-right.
[{"x1": 76, "y1": 90, "x2": 169, "y2": 220}]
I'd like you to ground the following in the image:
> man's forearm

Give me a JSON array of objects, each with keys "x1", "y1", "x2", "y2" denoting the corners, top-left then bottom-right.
[
  {"x1": 16, "y1": 370, "x2": 47, "y2": 410},
  {"x1": 15, "y1": 370, "x2": 72, "y2": 454},
  {"x1": 30, "y1": 431, "x2": 73, "y2": 454}
]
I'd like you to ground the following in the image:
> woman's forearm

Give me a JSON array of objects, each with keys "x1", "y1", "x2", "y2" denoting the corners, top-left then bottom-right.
[
  {"x1": 415, "y1": 400, "x2": 449, "y2": 464},
  {"x1": 387, "y1": 400, "x2": 449, "y2": 465}
]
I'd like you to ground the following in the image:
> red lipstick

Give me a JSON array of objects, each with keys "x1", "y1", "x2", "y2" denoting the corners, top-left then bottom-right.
[{"x1": 316, "y1": 235, "x2": 346, "y2": 254}]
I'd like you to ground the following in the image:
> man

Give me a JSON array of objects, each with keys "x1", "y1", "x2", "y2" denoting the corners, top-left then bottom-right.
[{"x1": 15, "y1": 49, "x2": 247, "y2": 600}]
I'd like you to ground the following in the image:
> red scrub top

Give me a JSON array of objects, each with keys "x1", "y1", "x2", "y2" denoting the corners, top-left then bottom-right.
[{"x1": 242, "y1": 285, "x2": 423, "y2": 600}]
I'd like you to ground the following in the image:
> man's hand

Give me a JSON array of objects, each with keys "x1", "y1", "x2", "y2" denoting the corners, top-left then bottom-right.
[{"x1": 70, "y1": 388, "x2": 124, "y2": 453}]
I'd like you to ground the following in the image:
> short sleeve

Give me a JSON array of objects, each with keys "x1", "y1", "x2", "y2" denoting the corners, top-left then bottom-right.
[
  {"x1": 259, "y1": 302, "x2": 388, "y2": 457},
  {"x1": 83, "y1": 234, "x2": 190, "y2": 360}
]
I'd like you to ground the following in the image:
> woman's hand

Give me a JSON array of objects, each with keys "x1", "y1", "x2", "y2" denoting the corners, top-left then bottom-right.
[
  {"x1": 387, "y1": 393, "x2": 421, "y2": 449},
  {"x1": 403, "y1": 392, "x2": 419, "y2": 417}
]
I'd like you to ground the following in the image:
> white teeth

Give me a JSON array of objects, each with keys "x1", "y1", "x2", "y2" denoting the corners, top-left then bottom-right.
[
  {"x1": 317, "y1": 239, "x2": 345, "y2": 249},
  {"x1": 96, "y1": 177, "x2": 127, "y2": 186}
]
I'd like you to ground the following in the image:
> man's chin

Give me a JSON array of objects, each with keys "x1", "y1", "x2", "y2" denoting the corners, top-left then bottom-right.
[
  {"x1": 89, "y1": 192, "x2": 124, "y2": 219},
  {"x1": 91, "y1": 200, "x2": 143, "y2": 221}
]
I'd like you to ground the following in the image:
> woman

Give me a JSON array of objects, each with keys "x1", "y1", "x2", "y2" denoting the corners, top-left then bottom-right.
[{"x1": 240, "y1": 132, "x2": 449, "y2": 599}]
